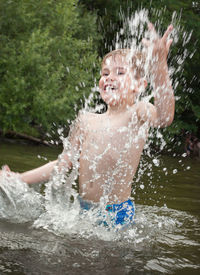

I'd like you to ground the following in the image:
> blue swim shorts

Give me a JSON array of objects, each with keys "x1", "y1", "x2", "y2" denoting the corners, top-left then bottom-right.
[
  {"x1": 78, "y1": 196, "x2": 135, "y2": 227},
  {"x1": 105, "y1": 199, "x2": 135, "y2": 226}
]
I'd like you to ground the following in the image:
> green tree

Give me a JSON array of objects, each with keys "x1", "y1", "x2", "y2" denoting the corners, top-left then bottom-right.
[{"x1": 0, "y1": 0, "x2": 100, "y2": 138}]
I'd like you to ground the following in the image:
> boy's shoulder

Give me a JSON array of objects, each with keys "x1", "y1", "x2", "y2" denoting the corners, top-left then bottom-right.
[
  {"x1": 134, "y1": 100, "x2": 155, "y2": 111},
  {"x1": 134, "y1": 101, "x2": 157, "y2": 125},
  {"x1": 77, "y1": 111, "x2": 101, "y2": 129},
  {"x1": 78, "y1": 110, "x2": 99, "y2": 121}
]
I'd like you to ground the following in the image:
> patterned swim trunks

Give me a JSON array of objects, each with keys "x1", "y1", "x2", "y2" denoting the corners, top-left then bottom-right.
[{"x1": 78, "y1": 196, "x2": 135, "y2": 227}]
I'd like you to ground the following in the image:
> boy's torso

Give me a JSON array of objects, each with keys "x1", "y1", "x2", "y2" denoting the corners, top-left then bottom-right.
[{"x1": 78, "y1": 107, "x2": 149, "y2": 203}]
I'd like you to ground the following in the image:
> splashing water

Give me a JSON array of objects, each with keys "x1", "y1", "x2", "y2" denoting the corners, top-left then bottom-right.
[
  {"x1": 0, "y1": 10, "x2": 198, "y2": 272},
  {"x1": 0, "y1": 171, "x2": 43, "y2": 223}
]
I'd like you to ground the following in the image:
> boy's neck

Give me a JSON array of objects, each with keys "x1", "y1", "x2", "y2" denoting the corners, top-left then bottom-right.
[{"x1": 106, "y1": 102, "x2": 132, "y2": 116}]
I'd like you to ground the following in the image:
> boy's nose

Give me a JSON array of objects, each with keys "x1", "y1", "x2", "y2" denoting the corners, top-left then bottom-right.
[{"x1": 107, "y1": 72, "x2": 115, "y2": 81}]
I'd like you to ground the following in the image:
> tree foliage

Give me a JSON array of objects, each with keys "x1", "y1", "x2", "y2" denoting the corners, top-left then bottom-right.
[{"x1": 0, "y1": 0, "x2": 100, "y2": 137}]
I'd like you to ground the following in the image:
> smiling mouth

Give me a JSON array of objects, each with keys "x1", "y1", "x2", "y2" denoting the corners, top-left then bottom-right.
[{"x1": 104, "y1": 85, "x2": 117, "y2": 91}]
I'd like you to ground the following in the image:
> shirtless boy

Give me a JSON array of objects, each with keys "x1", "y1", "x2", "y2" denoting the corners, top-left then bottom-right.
[{"x1": 1, "y1": 24, "x2": 175, "y2": 226}]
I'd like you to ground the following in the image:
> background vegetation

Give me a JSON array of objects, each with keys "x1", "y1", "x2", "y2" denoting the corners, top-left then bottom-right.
[
  {"x1": 0, "y1": 0, "x2": 100, "y2": 139},
  {"x1": 0, "y1": 0, "x2": 199, "y2": 146}
]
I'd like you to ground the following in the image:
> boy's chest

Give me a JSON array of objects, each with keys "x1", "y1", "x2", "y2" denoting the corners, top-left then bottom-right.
[
  {"x1": 86, "y1": 128, "x2": 128, "y2": 148},
  {"x1": 82, "y1": 119, "x2": 143, "y2": 157}
]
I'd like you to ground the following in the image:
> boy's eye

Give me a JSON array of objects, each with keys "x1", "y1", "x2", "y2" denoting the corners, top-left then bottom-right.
[
  {"x1": 117, "y1": 71, "x2": 125, "y2": 75},
  {"x1": 103, "y1": 73, "x2": 109, "y2": 76}
]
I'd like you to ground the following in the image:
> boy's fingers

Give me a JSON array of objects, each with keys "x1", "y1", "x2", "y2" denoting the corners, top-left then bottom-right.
[
  {"x1": 2, "y1": 165, "x2": 11, "y2": 172},
  {"x1": 148, "y1": 22, "x2": 155, "y2": 31},
  {"x1": 166, "y1": 39, "x2": 173, "y2": 51},
  {"x1": 163, "y1": 25, "x2": 173, "y2": 42},
  {"x1": 148, "y1": 22, "x2": 158, "y2": 39}
]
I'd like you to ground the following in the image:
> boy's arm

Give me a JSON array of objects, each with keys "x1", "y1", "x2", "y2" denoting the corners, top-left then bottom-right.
[
  {"x1": 140, "y1": 24, "x2": 175, "y2": 127},
  {"x1": 0, "y1": 161, "x2": 58, "y2": 184},
  {"x1": 20, "y1": 154, "x2": 72, "y2": 184},
  {"x1": 151, "y1": 24, "x2": 175, "y2": 127},
  {"x1": 0, "y1": 154, "x2": 72, "y2": 185},
  {"x1": 0, "y1": 115, "x2": 82, "y2": 185},
  {"x1": 21, "y1": 113, "x2": 83, "y2": 184},
  {"x1": 20, "y1": 160, "x2": 58, "y2": 184}
]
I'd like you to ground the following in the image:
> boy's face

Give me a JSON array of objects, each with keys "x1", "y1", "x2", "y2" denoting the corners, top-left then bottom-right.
[{"x1": 99, "y1": 54, "x2": 139, "y2": 107}]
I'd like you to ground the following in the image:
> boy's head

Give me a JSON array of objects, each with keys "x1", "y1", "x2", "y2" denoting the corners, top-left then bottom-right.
[{"x1": 99, "y1": 49, "x2": 147, "y2": 107}]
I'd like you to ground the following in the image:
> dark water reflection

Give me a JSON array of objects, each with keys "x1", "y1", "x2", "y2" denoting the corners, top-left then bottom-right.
[{"x1": 0, "y1": 141, "x2": 199, "y2": 274}]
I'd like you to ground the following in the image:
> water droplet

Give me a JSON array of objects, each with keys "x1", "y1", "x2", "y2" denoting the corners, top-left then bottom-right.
[
  {"x1": 182, "y1": 153, "x2": 187, "y2": 157},
  {"x1": 73, "y1": 263, "x2": 80, "y2": 268},
  {"x1": 173, "y1": 169, "x2": 178, "y2": 174},
  {"x1": 153, "y1": 159, "x2": 160, "y2": 166}
]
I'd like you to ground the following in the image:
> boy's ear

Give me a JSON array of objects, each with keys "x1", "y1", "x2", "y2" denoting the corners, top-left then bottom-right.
[
  {"x1": 140, "y1": 79, "x2": 147, "y2": 88},
  {"x1": 143, "y1": 79, "x2": 148, "y2": 88},
  {"x1": 137, "y1": 78, "x2": 147, "y2": 90}
]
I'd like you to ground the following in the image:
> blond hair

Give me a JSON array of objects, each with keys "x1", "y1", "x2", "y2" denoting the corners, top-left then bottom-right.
[{"x1": 102, "y1": 49, "x2": 145, "y2": 79}]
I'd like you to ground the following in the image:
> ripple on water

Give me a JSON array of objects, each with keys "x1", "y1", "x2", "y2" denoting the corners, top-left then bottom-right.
[
  {"x1": 0, "y1": 152, "x2": 200, "y2": 274},
  {"x1": 0, "y1": 175, "x2": 200, "y2": 274}
]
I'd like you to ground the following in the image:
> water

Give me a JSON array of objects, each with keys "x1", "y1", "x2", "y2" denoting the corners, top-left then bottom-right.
[
  {"x1": 0, "y1": 141, "x2": 199, "y2": 274},
  {"x1": 1, "y1": 9, "x2": 199, "y2": 274}
]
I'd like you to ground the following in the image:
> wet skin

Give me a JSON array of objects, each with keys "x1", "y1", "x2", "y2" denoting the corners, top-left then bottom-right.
[{"x1": 76, "y1": 55, "x2": 149, "y2": 203}]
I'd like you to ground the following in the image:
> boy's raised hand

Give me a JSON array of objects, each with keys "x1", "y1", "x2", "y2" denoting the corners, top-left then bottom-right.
[
  {"x1": 142, "y1": 23, "x2": 173, "y2": 64},
  {"x1": 141, "y1": 23, "x2": 175, "y2": 128}
]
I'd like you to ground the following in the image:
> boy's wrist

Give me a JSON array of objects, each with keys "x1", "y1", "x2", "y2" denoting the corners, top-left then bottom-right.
[
  {"x1": 152, "y1": 59, "x2": 168, "y2": 70},
  {"x1": 18, "y1": 172, "x2": 28, "y2": 183},
  {"x1": 152, "y1": 63, "x2": 169, "y2": 80},
  {"x1": 17, "y1": 173, "x2": 23, "y2": 182}
]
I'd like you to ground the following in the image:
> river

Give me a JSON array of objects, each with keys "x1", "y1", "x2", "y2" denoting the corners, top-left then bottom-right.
[{"x1": 0, "y1": 140, "x2": 199, "y2": 274}]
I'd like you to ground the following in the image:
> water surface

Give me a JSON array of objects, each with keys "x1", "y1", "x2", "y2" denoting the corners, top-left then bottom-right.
[{"x1": 0, "y1": 141, "x2": 199, "y2": 274}]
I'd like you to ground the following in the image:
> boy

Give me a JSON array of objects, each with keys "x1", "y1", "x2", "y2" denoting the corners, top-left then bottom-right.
[{"x1": 0, "y1": 23, "x2": 175, "y2": 226}]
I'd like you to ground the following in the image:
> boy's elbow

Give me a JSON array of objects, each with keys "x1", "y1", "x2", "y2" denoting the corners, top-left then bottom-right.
[
  {"x1": 152, "y1": 111, "x2": 174, "y2": 128},
  {"x1": 158, "y1": 101, "x2": 175, "y2": 128},
  {"x1": 167, "y1": 97, "x2": 175, "y2": 126},
  {"x1": 159, "y1": 113, "x2": 174, "y2": 128},
  {"x1": 167, "y1": 114, "x2": 174, "y2": 126},
  {"x1": 164, "y1": 103, "x2": 175, "y2": 127},
  {"x1": 59, "y1": 152, "x2": 73, "y2": 170}
]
